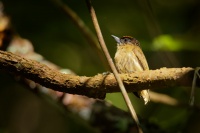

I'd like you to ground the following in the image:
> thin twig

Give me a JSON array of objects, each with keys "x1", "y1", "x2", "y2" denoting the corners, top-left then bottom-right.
[
  {"x1": 190, "y1": 67, "x2": 200, "y2": 106},
  {"x1": 85, "y1": 0, "x2": 143, "y2": 132},
  {"x1": 51, "y1": 0, "x2": 109, "y2": 69},
  {"x1": 149, "y1": 91, "x2": 180, "y2": 106}
]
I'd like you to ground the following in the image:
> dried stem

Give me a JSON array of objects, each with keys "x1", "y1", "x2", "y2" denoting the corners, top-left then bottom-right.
[
  {"x1": 149, "y1": 91, "x2": 180, "y2": 106},
  {"x1": 190, "y1": 67, "x2": 200, "y2": 106},
  {"x1": 51, "y1": 0, "x2": 109, "y2": 69},
  {"x1": 85, "y1": 0, "x2": 143, "y2": 132}
]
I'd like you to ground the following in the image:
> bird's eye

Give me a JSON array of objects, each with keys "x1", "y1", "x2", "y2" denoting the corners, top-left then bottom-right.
[
  {"x1": 120, "y1": 37, "x2": 132, "y2": 44},
  {"x1": 124, "y1": 38, "x2": 130, "y2": 43}
]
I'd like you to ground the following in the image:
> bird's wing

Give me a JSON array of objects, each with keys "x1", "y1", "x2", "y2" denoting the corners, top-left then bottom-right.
[{"x1": 134, "y1": 48, "x2": 149, "y2": 70}]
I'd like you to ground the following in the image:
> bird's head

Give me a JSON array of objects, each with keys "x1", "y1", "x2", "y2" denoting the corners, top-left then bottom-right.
[{"x1": 111, "y1": 35, "x2": 140, "y2": 47}]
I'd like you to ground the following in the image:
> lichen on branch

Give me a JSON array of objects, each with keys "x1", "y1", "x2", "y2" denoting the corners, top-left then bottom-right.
[{"x1": 0, "y1": 50, "x2": 194, "y2": 99}]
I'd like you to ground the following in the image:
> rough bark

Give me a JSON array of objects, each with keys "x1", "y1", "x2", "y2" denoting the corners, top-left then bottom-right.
[{"x1": 0, "y1": 50, "x2": 195, "y2": 99}]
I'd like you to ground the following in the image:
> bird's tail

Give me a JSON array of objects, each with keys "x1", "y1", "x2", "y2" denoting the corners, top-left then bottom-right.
[{"x1": 133, "y1": 90, "x2": 150, "y2": 105}]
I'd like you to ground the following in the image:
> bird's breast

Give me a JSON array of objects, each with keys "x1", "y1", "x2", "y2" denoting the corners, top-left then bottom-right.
[{"x1": 114, "y1": 47, "x2": 143, "y2": 73}]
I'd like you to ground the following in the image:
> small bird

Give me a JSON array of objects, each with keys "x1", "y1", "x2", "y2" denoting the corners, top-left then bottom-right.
[{"x1": 112, "y1": 35, "x2": 150, "y2": 104}]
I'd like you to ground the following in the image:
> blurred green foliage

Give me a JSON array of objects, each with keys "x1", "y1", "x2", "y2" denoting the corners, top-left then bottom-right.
[{"x1": 1, "y1": 0, "x2": 200, "y2": 132}]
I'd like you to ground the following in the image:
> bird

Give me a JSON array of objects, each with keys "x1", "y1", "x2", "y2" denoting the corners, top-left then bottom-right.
[{"x1": 112, "y1": 35, "x2": 150, "y2": 104}]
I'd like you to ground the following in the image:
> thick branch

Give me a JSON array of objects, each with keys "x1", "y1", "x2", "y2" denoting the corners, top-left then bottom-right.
[{"x1": 0, "y1": 50, "x2": 195, "y2": 99}]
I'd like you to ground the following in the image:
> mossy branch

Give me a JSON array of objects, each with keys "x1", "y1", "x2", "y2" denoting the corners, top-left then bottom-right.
[{"x1": 0, "y1": 50, "x2": 195, "y2": 99}]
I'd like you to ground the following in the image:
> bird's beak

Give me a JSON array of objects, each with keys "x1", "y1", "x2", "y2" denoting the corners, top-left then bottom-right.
[{"x1": 111, "y1": 35, "x2": 121, "y2": 44}]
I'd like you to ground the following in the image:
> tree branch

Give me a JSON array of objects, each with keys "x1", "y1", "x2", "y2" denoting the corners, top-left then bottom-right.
[{"x1": 0, "y1": 50, "x2": 195, "y2": 99}]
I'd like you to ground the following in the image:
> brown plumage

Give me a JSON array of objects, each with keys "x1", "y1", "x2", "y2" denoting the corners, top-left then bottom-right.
[{"x1": 112, "y1": 35, "x2": 150, "y2": 104}]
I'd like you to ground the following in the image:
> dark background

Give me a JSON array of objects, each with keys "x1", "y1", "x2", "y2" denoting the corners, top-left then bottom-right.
[{"x1": 0, "y1": 0, "x2": 200, "y2": 132}]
